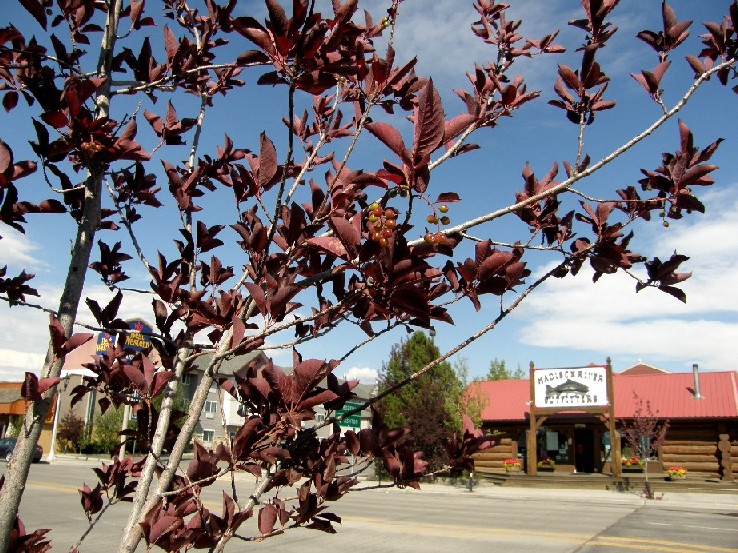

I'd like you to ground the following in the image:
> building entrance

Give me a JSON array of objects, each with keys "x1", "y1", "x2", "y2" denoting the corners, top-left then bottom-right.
[{"x1": 574, "y1": 428, "x2": 595, "y2": 473}]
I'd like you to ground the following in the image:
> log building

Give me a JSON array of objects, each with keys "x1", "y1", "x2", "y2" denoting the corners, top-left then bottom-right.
[{"x1": 472, "y1": 361, "x2": 737, "y2": 481}]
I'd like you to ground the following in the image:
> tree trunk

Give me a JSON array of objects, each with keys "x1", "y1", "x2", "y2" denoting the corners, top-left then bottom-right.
[
  {"x1": 118, "y1": 335, "x2": 230, "y2": 553},
  {"x1": 0, "y1": 3, "x2": 121, "y2": 551}
]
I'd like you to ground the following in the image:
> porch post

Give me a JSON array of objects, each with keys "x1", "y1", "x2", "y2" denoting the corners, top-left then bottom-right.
[
  {"x1": 527, "y1": 361, "x2": 537, "y2": 475},
  {"x1": 607, "y1": 357, "x2": 621, "y2": 477}
]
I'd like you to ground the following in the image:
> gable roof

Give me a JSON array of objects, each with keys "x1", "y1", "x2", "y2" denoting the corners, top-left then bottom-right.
[
  {"x1": 619, "y1": 362, "x2": 670, "y2": 376},
  {"x1": 475, "y1": 370, "x2": 738, "y2": 422}
]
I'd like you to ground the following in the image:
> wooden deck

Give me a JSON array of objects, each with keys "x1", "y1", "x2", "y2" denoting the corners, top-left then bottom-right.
[{"x1": 477, "y1": 470, "x2": 738, "y2": 494}]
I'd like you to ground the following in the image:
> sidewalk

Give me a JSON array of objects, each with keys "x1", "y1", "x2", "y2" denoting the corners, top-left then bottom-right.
[{"x1": 384, "y1": 479, "x2": 738, "y2": 510}]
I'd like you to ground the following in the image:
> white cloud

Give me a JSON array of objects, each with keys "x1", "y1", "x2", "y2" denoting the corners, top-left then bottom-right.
[
  {"x1": 0, "y1": 348, "x2": 45, "y2": 377},
  {"x1": 341, "y1": 366, "x2": 378, "y2": 383},
  {"x1": 0, "y1": 282, "x2": 161, "y2": 380},
  {"x1": 366, "y1": 0, "x2": 575, "y2": 93},
  {"x1": 0, "y1": 228, "x2": 48, "y2": 270},
  {"x1": 515, "y1": 185, "x2": 738, "y2": 370}
]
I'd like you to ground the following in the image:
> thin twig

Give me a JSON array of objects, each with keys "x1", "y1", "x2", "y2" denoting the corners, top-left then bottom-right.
[{"x1": 409, "y1": 56, "x2": 737, "y2": 247}]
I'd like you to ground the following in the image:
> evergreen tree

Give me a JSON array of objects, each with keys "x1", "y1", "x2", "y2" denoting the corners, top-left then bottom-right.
[
  {"x1": 487, "y1": 358, "x2": 526, "y2": 380},
  {"x1": 378, "y1": 332, "x2": 462, "y2": 472}
]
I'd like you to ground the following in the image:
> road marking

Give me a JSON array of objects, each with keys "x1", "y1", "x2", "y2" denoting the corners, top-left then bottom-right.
[
  {"x1": 684, "y1": 525, "x2": 738, "y2": 533},
  {"x1": 27, "y1": 482, "x2": 82, "y2": 494},
  {"x1": 587, "y1": 535, "x2": 738, "y2": 553},
  {"x1": 343, "y1": 515, "x2": 588, "y2": 544}
]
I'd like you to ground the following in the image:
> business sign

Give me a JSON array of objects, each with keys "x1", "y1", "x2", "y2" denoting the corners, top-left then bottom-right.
[
  {"x1": 533, "y1": 366, "x2": 608, "y2": 408},
  {"x1": 336, "y1": 402, "x2": 362, "y2": 429},
  {"x1": 96, "y1": 331, "x2": 117, "y2": 353},
  {"x1": 95, "y1": 320, "x2": 153, "y2": 354},
  {"x1": 122, "y1": 320, "x2": 152, "y2": 352}
]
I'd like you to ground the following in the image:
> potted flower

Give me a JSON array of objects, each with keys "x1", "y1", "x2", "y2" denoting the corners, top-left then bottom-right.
[
  {"x1": 537, "y1": 457, "x2": 555, "y2": 471},
  {"x1": 503, "y1": 458, "x2": 521, "y2": 472},
  {"x1": 621, "y1": 455, "x2": 644, "y2": 472},
  {"x1": 666, "y1": 466, "x2": 687, "y2": 480}
]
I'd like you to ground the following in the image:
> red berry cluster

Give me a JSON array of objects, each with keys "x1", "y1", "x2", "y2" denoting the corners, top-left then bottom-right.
[
  {"x1": 367, "y1": 202, "x2": 397, "y2": 248},
  {"x1": 424, "y1": 204, "x2": 450, "y2": 244}
]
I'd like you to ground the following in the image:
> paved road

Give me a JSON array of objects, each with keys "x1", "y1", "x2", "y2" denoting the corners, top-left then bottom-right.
[{"x1": 4, "y1": 458, "x2": 738, "y2": 552}]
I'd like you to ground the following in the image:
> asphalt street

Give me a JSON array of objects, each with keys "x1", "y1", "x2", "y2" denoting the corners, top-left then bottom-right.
[{"x1": 4, "y1": 457, "x2": 738, "y2": 552}]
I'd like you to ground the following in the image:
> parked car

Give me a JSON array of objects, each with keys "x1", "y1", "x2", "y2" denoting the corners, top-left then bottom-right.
[{"x1": 0, "y1": 437, "x2": 43, "y2": 463}]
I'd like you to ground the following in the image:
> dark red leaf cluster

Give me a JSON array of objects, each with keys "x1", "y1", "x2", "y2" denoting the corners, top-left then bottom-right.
[
  {"x1": 139, "y1": 483, "x2": 252, "y2": 551},
  {"x1": 514, "y1": 162, "x2": 573, "y2": 247},
  {"x1": 445, "y1": 414, "x2": 496, "y2": 474},
  {"x1": 450, "y1": 241, "x2": 530, "y2": 311},
  {"x1": 89, "y1": 241, "x2": 133, "y2": 286},
  {"x1": 573, "y1": 202, "x2": 643, "y2": 281},
  {"x1": 632, "y1": 3, "x2": 692, "y2": 99},
  {"x1": 0, "y1": 140, "x2": 62, "y2": 235},
  {"x1": 232, "y1": 0, "x2": 380, "y2": 94},
  {"x1": 636, "y1": 253, "x2": 692, "y2": 303},
  {"x1": 78, "y1": 456, "x2": 145, "y2": 521},
  {"x1": 0, "y1": 267, "x2": 39, "y2": 304},
  {"x1": 549, "y1": 1, "x2": 619, "y2": 124},
  {"x1": 638, "y1": 120, "x2": 722, "y2": 220},
  {"x1": 47, "y1": 314, "x2": 93, "y2": 361},
  {"x1": 686, "y1": 1, "x2": 738, "y2": 90}
]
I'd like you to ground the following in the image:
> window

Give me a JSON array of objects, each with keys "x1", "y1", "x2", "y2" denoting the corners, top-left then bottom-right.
[
  {"x1": 202, "y1": 430, "x2": 214, "y2": 442},
  {"x1": 316, "y1": 413, "x2": 326, "y2": 423},
  {"x1": 204, "y1": 400, "x2": 217, "y2": 419},
  {"x1": 182, "y1": 373, "x2": 196, "y2": 385}
]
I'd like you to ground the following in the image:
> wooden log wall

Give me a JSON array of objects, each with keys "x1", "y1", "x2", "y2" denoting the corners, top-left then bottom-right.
[
  {"x1": 660, "y1": 426, "x2": 724, "y2": 477},
  {"x1": 472, "y1": 437, "x2": 516, "y2": 472}
]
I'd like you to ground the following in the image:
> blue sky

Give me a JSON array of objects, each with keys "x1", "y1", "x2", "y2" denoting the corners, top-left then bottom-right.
[{"x1": 1, "y1": 0, "x2": 736, "y2": 383}]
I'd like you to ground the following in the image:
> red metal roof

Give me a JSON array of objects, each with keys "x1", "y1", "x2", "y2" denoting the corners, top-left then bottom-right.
[
  {"x1": 614, "y1": 371, "x2": 738, "y2": 419},
  {"x1": 476, "y1": 370, "x2": 738, "y2": 422}
]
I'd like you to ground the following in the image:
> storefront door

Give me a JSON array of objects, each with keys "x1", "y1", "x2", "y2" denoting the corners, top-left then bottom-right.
[{"x1": 574, "y1": 428, "x2": 595, "y2": 473}]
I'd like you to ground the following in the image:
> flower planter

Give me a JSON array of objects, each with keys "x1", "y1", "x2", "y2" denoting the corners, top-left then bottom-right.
[
  {"x1": 505, "y1": 467, "x2": 521, "y2": 473},
  {"x1": 667, "y1": 474, "x2": 686, "y2": 481},
  {"x1": 537, "y1": 465, "x2": 555, "y2": 472},
  {"x1": 621, "y1": 466, "x2": 644, "y2": 473}
]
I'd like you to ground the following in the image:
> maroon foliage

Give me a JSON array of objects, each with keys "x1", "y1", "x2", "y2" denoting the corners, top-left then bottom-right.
[
  {"x1": 0, "y1": 0, "x2": 736, "y2": 551},
  {"x1": 445, "y1": 415, "x2": 496, "y2": 474}
]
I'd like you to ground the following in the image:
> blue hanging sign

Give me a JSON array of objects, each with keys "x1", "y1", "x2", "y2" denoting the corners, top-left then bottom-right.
[{"x1": 123, "y1": 320, "x2": 153, "y2": 352}]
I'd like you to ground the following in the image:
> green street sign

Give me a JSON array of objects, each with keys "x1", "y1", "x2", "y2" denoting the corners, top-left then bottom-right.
[{"x1": 336, "y1": 402, "x2": 362, "y2": 429}]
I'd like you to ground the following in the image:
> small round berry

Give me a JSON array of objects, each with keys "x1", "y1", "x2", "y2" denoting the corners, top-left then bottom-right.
[
  {"x1": 385, "y1": 209, "x2": 396, "y2": 219},
  {"x1": 424, "y1": 233, "x2": 434, "y2": 243},
  {"x1": 427, "y1": 215, "x2": 438, "y2": 224},
  {"x1": 663, "y1": 221, "x2": 670, "y2": 228},
  {"x1": 369, "y1": 202, "x2": 380, "y2": 212},
  {"x1": 378, "y1": 236, "x2": 389, "y2": 248},
  {"x1": 385, "y1": 219, "x2": 397, "y2": 229},
  {"x1": 382, "y1": 227, "x2": 393, "y2": 238},
  {"x1": 368, "y1": 214, "x2": 379, "y2": 223},
  {"x1": 440, "y1": 216, "x2": 450, "y2": 225},
  {"x1": 439, "y1": 205, "x2": 449, "y2": 213}
]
